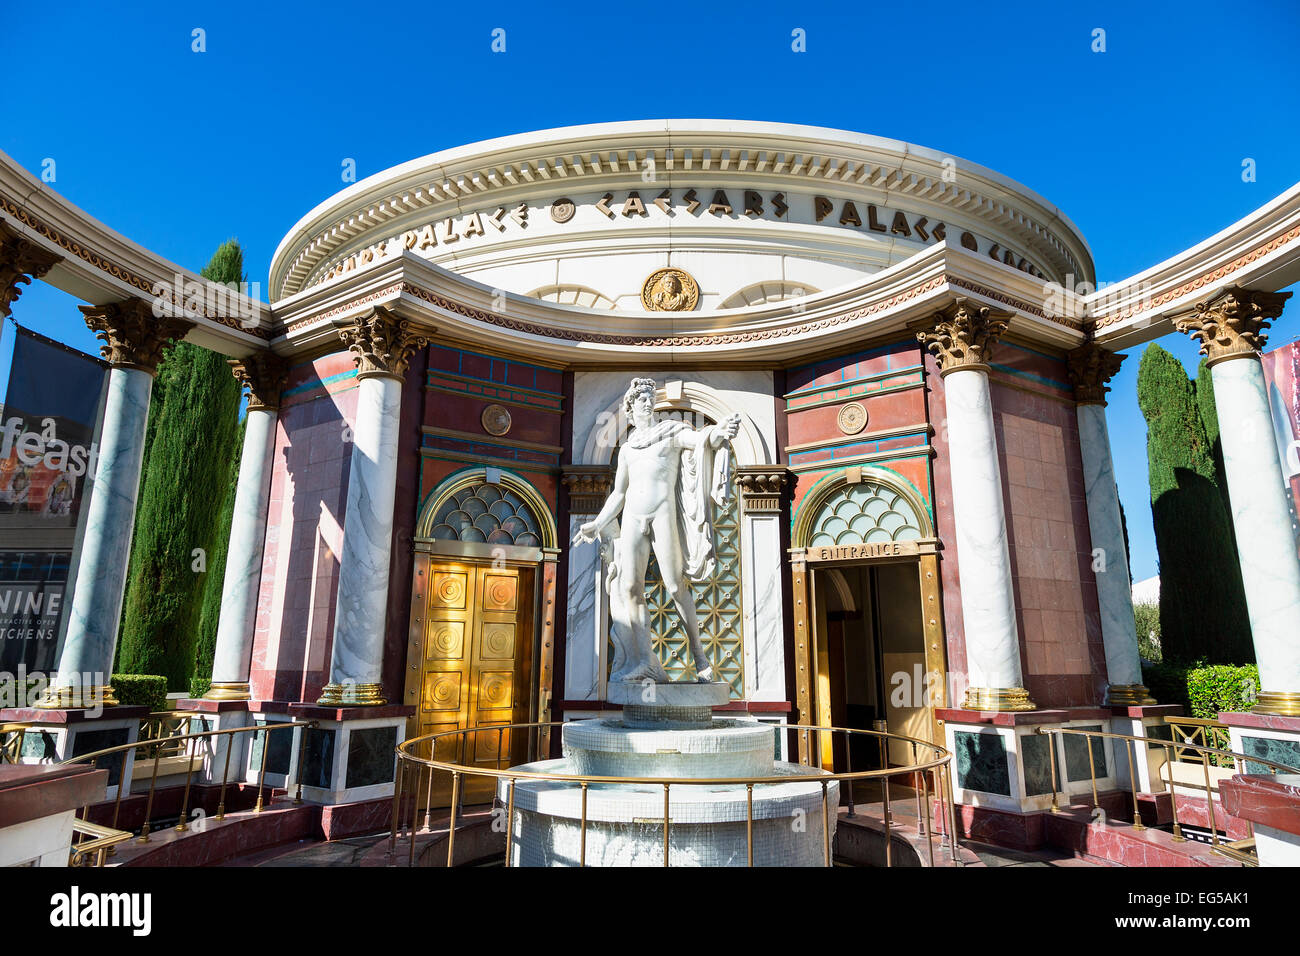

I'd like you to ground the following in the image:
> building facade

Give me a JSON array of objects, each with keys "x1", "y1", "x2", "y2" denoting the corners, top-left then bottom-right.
[{"x1": 5, "y1": 120, "x2": 1300, "y2": 846}]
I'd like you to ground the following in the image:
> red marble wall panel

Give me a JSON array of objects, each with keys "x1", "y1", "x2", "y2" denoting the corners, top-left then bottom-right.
[{"x1": 1260, "y1": 341, "x2": 1300, "y2": 562}]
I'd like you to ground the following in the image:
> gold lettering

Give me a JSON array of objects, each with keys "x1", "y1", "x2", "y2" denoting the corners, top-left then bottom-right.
[
  {"x1": 596, "y1": 193, "x2": 615, "y2": 218},
  {"x1": 683, "y1": 189, "x2": 700, "y2": 214},
  {"x1": 708, "y1": 190, "x2": 733, "y2": 215},
  {"x1": 891, "y1": 211, "x2": 911, "y2": 237},
  {"x1": 839, "y1": 202, "x2": 862, "y2": 227},
  {"x1": 814, "y1": 196, "x2": 833, "y2": 222},
  {"x1": 866, "y1": 205, "x2": 887, "y2": 233},
  {"x1": 622, "y1": 192, "x2": 648, "y2": 217},
  {"x1": 743, "y1": 190, "x2": 763, "y2": 217}
]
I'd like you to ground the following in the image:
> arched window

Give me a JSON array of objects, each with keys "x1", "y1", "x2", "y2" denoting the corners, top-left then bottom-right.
[
  {"x1": 612, "y1": 408, "x2": 745, "y2": 697},
  {"x1": 419, "y1": 470, "x2": 555, "y2": 549},
  {"x1": 807, "y1": 479, "x2": 926, "y2": 547},
  {"x1": 719, "y1": 280, "x2": 820, "y2": 309},
  {"x1": 526, "y1": 284, "x2": 617, "y2": 309}
]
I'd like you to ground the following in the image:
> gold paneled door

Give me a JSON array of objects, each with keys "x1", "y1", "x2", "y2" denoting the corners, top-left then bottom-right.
[{"x1": 406, "y1": 557, "x2": 535, "y2": 807}]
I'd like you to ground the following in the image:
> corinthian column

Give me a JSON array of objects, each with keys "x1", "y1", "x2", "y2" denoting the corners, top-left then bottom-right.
[
  {"x1": 41, "y1": 300, "x2": 192, "y2": 708},
  {"x1": 917, "y1": 299, "x2": 1035, "y2": 711},
  {"x1": 318, "y1": 307, "x2": 430, "y2": 706},
  {"x1": 0, "y1": 222, "x2": 60, "y2": 318},
  {"x1": 1067, "y1": 343, "x2": 1153, "y2": 705},
  {"x1": 205, "y1": 353, "x2": 290, "y2": 700},
  {"x1": 1177, "y1": 286, "x2": 1300, "y2": 716}
]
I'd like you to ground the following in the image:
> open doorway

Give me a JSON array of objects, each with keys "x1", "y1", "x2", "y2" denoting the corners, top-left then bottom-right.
[{"x1": 812, "y1": 561, "x2": 930, "y2": 773}]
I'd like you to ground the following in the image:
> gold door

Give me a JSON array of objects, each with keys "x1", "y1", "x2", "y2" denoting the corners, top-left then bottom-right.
[{"x1": 406, "y1": 557, "x2": 534, "y2": 807}]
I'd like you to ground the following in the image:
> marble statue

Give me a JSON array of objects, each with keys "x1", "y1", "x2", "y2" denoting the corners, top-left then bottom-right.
[{"x1": 573, "y1": 378, "x2": 741, "y2": 683}]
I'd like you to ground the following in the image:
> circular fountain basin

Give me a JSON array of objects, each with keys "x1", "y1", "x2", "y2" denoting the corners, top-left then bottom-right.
[{"x1": 563, "y1": 717, "x2": 775, "y2": 778}]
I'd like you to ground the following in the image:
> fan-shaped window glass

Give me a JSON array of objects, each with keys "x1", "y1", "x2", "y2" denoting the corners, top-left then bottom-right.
[
  {"x1": 525, "y1": 284, "x2": 617, "y2": 309},
  {"x1": 808, "y1": 481, "x2": 924, "y2": 546},
  {"x1": 610, "y1": 409, "x2": 745, "y2": 698},
  {"x1": 430, "y1": 482, "x2": 544, "y2": 547},
  {"x1": 719, "y1": 281, "x2": 820, "y2": 310}
]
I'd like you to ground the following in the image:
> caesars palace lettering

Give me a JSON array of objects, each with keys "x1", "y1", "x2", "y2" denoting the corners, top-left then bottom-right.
[
  {"x1": 808, "y1": 542, "x2": 918, "y2": 562},
  {"x1": 320, "y1": 189, "x2": 1044, "y2": 282}
]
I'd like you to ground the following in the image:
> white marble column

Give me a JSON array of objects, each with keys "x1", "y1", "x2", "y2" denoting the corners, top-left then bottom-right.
[
  {"x1": 917, "y1": 300, "x2": 1034, "y2": 711},
  {"x1": 1178, "y1": 287, "x2": 1300, "y2": 716},
  {"x1": 318, "y1": 307, "x2": 428, "y2": 706},
  {"x1": 561, "y1": 468, "x2": 614, "y2": 702},
  {"x1": 1067, "y1": 344, "x2": 1151, "y2": 704},
  {"x1": 736, "y1": 468, "x2": 789, "y2": 703},
  {"x1": 41, "y1": 301, "x2": 191, "y2": 708},
  {"x1": 207, "y1": 354, "x2": 288, "y2": 700}
]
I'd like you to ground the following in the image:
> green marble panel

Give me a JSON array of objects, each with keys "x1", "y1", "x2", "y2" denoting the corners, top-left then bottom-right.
[
  {"x1": 1241, "y1": 735, "x2": 1300, "y2": 776},
  {"x1": 247, "y1": 721, "x2": 293, "y2": 776},
  {"x1": 302, "y1": 728, "x2": 336, "y2": 789},
  {"x1": 345, "y1": 727, "x2": 397, "y2": 789},
  {"x1": 1063, "y1": 724, "x2": 1108, "y2": 782},
  {"x1": 1021, "y1": 733, "x2": 1061, "y2": 796},
  {"x1": 70, "y1": 728, "x2": 128, "y2": 787},
  {"x1": 954, "y1": 730, "x2": 1011, "y2": 796}
]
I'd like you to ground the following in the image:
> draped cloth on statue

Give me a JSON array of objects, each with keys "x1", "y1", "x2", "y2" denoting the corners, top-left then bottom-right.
[{"x1": 612, "y1": 418, "x2": 731, "y2": 583}]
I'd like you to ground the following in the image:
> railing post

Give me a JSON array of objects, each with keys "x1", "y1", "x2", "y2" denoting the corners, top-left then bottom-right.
[
  {"x1": 579, "y1": 781, "x2": 589, "y2": 867},
  {"x1": 821, "y1": 779, "x2": 831, "y2": 867},
  {"x1": 912, "y1": 742, "x2": 925, "y2": 837},
  {"x1": 1045, "y1": 728, "x2": 1061, "y2": 813},
  {"x1": 215, "y1": 728, "x2": 235, "y2": 821},
  {"x1": 745, "y1": 783, "x2": 754, "y2": 868},
  {"x1": 446, "y1": 770, "x2": 461, "y2": 867},
  {"x1": 388, "y1": 759, "x2": 404, "y2": 861},
  {"x1": 175, "y1": 733, "x2": 198, "y2": 832},
  {"x1": 662, "y1": 783, "x2": 671, "y2": 867},
  {"x1": 253, "y1": 726, "x2": 270, "y2": 813},
  {"x1": 137, "y1": 741, "x2": 162, "y2": 843},
  {"x1": 921, "y1": 767, "x2": 935, "y2": 867},
  {"x1": 1126, "y1": 739, "x2": 1145, "y2": 830},
  {"x1": 1164, "y1": 743, "x2": 1185, "y2": 842},
  {"x1": 504, "y1": 777, "x2": 516, "y2": 868},
  {"x1": 1201, "y1": 752, "x2": 1221, "y2": 847},
  {"x1": 1084, "y1": 731, "x2": 1100, "y2": 811}
]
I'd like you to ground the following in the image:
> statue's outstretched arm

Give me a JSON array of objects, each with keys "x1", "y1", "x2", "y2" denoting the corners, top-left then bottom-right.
[{"x1": 573, "y1": 453, "x2": 628, "y2": 545}]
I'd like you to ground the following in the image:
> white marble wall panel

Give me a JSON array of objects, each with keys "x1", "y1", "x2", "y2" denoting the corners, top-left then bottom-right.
[
  {"x1": 56, "y1": 367, "x2": 152, "y2": 686},
  {"x1": 1213, "y1": 358, "x2": 1300, "y2": 694},
  {"x1": 211, "y1": 407, "x2": 278, "y2": 687},
  {"x1": 327, "y1": 375, "x2": 402, "y2": 687},
  {"x1": 742, "y1": 514, "x2": 785, "y2": 702},
  {"x1": 1076, "y1": 404, "x2": 1143, "y2": 687},
  {"x1": 564, "y1": 517, "x2": 607, "y2": 701},
  {"x1": 943, "y1": 369, "x2": 1024, "y2": 690}
]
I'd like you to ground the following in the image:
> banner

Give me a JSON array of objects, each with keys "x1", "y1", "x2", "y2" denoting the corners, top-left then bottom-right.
[{"x1": 0, "y1": 327, "x2": 108, "y2": 673}]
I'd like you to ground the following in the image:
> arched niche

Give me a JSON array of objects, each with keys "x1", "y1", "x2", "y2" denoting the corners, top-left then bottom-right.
[
  {"x1": 579, "y1": 380, "x2": 772, "y2": 467},
  {"x1": 792, "y1": 466, "x2": 935, "y2": 549}
]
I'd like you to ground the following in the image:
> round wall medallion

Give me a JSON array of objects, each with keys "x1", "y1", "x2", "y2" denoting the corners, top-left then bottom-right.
[
  {"x1": 837, "y1": 402, "x2": 868, "y2": 435},
  {"x1": 482, "y1": 403, "x2": 512, "y2": 436},
  {"x1": 550, "y1": 198, "x2": 576, "y2": 223},
  {"x1": 641, "y1": 268, "x2": 700, "y2": 312}
]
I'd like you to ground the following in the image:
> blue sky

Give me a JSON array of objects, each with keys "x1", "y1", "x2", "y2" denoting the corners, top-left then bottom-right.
[{"x1": 3, "y1": 0, "x2": 1299, "y2": 581}]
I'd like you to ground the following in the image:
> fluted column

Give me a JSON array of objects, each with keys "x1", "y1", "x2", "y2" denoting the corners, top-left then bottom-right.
[
  {"x1": 205, "y1": 353, "x2": 290, "y2": 700},
  {"x1": 40, "y1": 300, "x2": 192, "y2": 708},
  {"x1": 1067, "y1": 343, "x2": 1154, "y2": 705},
  {"x1": 917, "y1": 299, "x2": 1035, "y2": 711},
  {"x1": 318, "y1": 307, "x2": 429, "y2": 706},
  {"x1": 1177, "y1": 286, "x2": 1300, "y2": 716}
]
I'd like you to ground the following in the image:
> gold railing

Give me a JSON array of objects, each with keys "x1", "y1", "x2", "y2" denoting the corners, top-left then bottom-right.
[
  {"x1": 391, "y1": 721, "x2": 958, "y2": 868},
  {"x1": 1165, "y1": 716, "x2": 1233, "y2": 768},
  {"x1": 138, "y1": 710, "x2": 209, "y2": 758},
  {"x1": 0, "y1": 721, "x2": 29, "y2": 764},
  {"x1": 57, "y1": 718, "x2": 315, "y2": 864},
  {"x1": 1035, "y1": 726, "x2": 1300, "y2": 861}
]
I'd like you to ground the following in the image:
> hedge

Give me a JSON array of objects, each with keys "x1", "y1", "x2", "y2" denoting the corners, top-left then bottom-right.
[
  {"x1": 110, "y1": 674, "x2": 168, "y2": 712},
  {"x1": 1140, "y1": 661, "x2": 1260, "y2": 718}
]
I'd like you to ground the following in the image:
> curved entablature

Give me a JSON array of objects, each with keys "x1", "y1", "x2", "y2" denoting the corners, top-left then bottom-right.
[
  {"x1": 0, "y1": 148, "x2": 273, "y2": 356},
  {"x1": 1087, "y1": 181, "x2": 1300, "y2": 351},
  {"x1": 269, "y1": 120, "x2": 1096, "y2": 304}
]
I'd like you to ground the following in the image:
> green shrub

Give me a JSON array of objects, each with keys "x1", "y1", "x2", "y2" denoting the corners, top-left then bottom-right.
[
  {"x1": 1133, "y1": 602, "x2": 1161, "y2": 662},
  {"x1": 1186, "y1": 663, "x2": 1259, "y2": 719},
  {"x1": 111, "y1": 674, "x2": 168, "y2": 712},
  {"x1": 1141, "y1": 661, "x2": 1191, "y2": 711},
  {"x1": 188, "y1": 675, "x2": 212, "y2": 700}
]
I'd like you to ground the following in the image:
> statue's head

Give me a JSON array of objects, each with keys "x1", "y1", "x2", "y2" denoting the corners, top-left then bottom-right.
[
  {"x1": 622, "y1": 377, "x2": 657, "y2": 427},
  {"x1": 661, "y1": 273, "x2": 681, "y2": 295}
]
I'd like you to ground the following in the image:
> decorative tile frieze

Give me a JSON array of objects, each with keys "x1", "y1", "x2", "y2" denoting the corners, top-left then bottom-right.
[
  {"x1": 336, "y1": 305, "x2": 431, "y2": 380},
  {"x1": 229, "y1": 351, "x2": 291, "y2": 411},
  {"x1": 79, "y1": 298, "x2": 193, "y2": 374},
  {"x1": 1175, "y1": 285, "x2": 1291, "y2": 366},
  {"x1": 1065, "y1": 341, "x2": 1125, "y2": 406}
]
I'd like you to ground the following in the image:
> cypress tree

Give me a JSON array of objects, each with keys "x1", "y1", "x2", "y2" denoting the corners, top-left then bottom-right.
[
  {"x1": 116, "y1": 241, "x2": 244, "y2": 690},
  {"x1": 1196, "y1": 358, "x2": 1236, "y2": 522},
  {"x1": 1136, "y1": 344, "x2": 1253, "y2": 664}
]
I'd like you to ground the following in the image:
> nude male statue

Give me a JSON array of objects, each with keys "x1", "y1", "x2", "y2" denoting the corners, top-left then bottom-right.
[{"x1": 573, "y1": 378, "x2": 741, "y2": 683}]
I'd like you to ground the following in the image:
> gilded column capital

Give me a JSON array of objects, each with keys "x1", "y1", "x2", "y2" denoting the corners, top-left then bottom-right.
[
  {"x1": 734, "y1": 465, "x2": 792, "y2": 513},
  {"x1": 336, "y1": 305, "x2": 431, "y2": 381},
  {"x1": 1066, "y1": 341, "x2": 1126, "y2": 406},
  {"x1": 229, "y1": 352, "x2": 291, "y2": 411},
  {"x1": 80, "y1": 298, "x2": 193, "y2": 374},
  {"x1": 1175, "y1": 285, "x2": 1291, "y2": 366},
  {"x1": 913, "y1": 297, "x2": 1012, "y2": 377},
  {"x1": 0, "y1": 221, "x2": 61, "y2": 318},
  {"x1": 562, "y1": 465, "x2": 613, "y2": 515}
]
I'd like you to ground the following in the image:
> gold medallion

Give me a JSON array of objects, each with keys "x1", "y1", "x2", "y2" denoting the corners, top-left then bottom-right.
[{"x1": 641, "y1": 268, "x2": 699, "y2": 312}]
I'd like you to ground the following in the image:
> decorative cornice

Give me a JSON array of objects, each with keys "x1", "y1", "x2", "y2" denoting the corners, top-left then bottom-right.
[
  {"x1": 0, "y1": 220, "x2": 60, "y2": 318},
  {"x1": 229, "y1": 352, "x2": 291, "y2": 411},
  {"x1": 562, "y1": 465, "x2": 613, "y2": 514},
  {"x1": 734, "y1": 466, "x2": 792, "y2": 513},
  {"x1": 913, "y1": 297, "x2": 1011, "y2": 376},
  {"x1": 1066, "y1": 342, "x2": 1125, "y2": 406},
  {"x1": 336, "y1": 305, "x2": 431, "y2": 380},
  {"x1": 1174, "y1": 285, "x2": 1292, "y2": 366},
  {"x1": 80, "y1": 298, "x2": 193, "y2": 374},
  {"x1": 0, "y1": 200, "x2": 270, "y2": 339}
]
